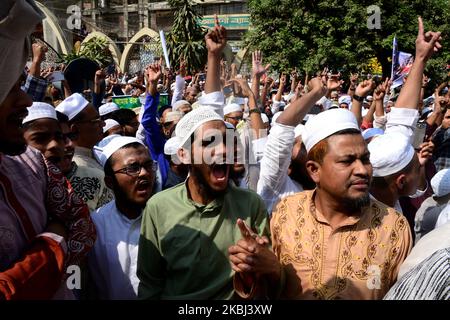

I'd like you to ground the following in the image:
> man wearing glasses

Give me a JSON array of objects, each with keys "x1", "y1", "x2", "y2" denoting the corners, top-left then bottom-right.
[
  {"x1": 56, "y1": 93, "x2": 114, "y2": 210},
  {"x1": 88, "y1": 136, "x2": 157, "y2": 299},
  {"x1": 223, "y1": 103, "x2": 244, "y2": 129}
]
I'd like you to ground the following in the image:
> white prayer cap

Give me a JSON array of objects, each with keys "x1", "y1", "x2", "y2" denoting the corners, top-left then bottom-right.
[
  {"x1": 172, "y1": 100, "x2": 190, "y2": 112},
  {"x1": 294, "y1": 124, "x2": 305, "y2": 138},
  {"x1": 368, "y1": 132, "x2": 415, "y2": 177},
  {"x1": 338, "y1": 95, "x2": 352, "y2": 106},
  {"x1": 166, "y1": 107, "x2": 224, "y2": 151},
  {"x1": 302, "y1": 108, "x2": 359, "y2": 153},
  {"x1": 234, "y1": 97, "x2": 246, "y2": 105},
  {"x1": 93, "y1": 134, "x2": 121, "y2": 165},
  {"x1": 165, "y1": 111, "x2": 183, "y2": 123},
  {"x1": 103, "y1": 119, "x2": 121, "y2": 133},
  {"x1": 99, "y1": 102, "x2": 119, "y2": 116},
  {"x1": 55, "y1": 93, "x2": 89, "y2": 121},
  {"x1": 223, "y1": 103, "x2": 242, "y2": 115},
  {"x1": 164, "y1": 137, "x2": 179, "y2": 156},
  {"x1": 271, "y1": 111, "x2": 283, "y2": 124},
  {"x1": 23, "y1": 102, "x2": 57, "y2": 124},
  {"x1": 198, "y1": 91, "x2": 225, "y2": 110},
  {"x1": 431, "y1": 169, "x2": 450, "y2": 197},
  {"x1": 362, "y1": 128, "x2": 384, "y2": 141},
  {"x1": 261, "y1": 113, "x2": 269, "y2": 124},
  {"x1": 365, "y1": 95, "x2": 374, "y2": 102},
  {"x1": 95, "y1": 135, "x2": 145, "y2": 167}
]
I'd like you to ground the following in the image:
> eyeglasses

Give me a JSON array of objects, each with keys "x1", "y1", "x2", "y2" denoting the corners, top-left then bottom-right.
[
  {"x1": 225, "y1": 116, "x2": 243, "y2": 121},
  {"x1": 113, "y1": 160, "x2": 158, "y2": 177}
]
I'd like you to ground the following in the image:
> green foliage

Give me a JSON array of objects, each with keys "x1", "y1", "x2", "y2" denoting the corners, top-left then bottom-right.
[
  {"x1": 60, "y1": 37, "x2": 113, "y2": 67},
  {"x1": 246, "y1": 0, "x2": 450, "y2": 85},
  {"x1": 167, "y1": 0, "x2": 207, "y2": 74}
]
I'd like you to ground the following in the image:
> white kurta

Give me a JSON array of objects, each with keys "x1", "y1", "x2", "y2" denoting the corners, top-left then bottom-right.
[
  {"x1": 257, "y1": 123, "x2": 303, "y2": 215},
  {"x1": 88, "y1": 201, "x2": 142, "y2": 300}
]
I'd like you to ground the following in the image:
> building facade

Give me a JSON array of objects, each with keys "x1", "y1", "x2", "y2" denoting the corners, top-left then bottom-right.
[{"x1": 80, "y1": 0, "x2": 249, "y2": 52}]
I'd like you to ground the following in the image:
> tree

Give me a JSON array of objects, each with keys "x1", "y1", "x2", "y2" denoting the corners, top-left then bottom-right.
[
  {"x1": 60, "y1": 37, "x2": 113, "y2": 68},
  {"x1": 246, "y1": 0, "x2": 450, "y2": 86},
  {"x1": 166, "y1": 0, "x2": 207, "y2": 74}
]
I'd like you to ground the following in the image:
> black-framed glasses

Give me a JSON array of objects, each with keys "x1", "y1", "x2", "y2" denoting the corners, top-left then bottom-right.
[
  {"x1": 225, "y1": 115, "x2": 243, "y2": 121},
  {"x1": 113, "y1": 160, "x2": 158, "y2": 177}
]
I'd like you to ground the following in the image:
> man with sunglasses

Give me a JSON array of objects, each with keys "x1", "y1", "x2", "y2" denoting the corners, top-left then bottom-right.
[
  {"x1": 88, "y1": 136, "x2": 156, "y2": 299},
  {"x1": 223, "y1": 103, "x2": 244, "y2": 129},
  {"x1": 56, "y1": 93, "x2": 114, "y2": 210}
]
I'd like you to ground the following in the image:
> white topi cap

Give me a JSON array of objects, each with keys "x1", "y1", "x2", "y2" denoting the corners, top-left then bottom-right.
[
  {"x1": 368, "y1": 132, "x2": 415, "y2": 177},
  {"x1": 55, "y1": 93, "x2": 89, "y2": 121},
  {"x1": 302, "y1": 109, "x2": 359, "y2": 153},
  {"x1": 23, "y1": 102, "x2": 57, "y2": 124}
]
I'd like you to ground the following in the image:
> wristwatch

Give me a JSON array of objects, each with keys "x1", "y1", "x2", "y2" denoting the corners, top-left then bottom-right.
[
  {"x1": 353, "y1": 94, "x2": 364, "y2": 102},
  {"x1": 249, "y1": 108, "x2": 261, "y2": 115}
]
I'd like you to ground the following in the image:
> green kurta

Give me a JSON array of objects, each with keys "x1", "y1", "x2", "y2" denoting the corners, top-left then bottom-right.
[{"x1": 137, "y1": 181, "x2": 269, "y2": 300}]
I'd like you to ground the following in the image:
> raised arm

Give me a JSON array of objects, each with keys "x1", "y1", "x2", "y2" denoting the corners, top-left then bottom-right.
[
  {"x1": 251, "y1": 51, "x2": 270, "y2": 106},
  {"x1": 395, "y1": 17, "x2": 442, "y2": 109},
  {"x1": 277, "y1": 75, "x2": 334, "y2": 127},
  {"x1": 352, "y1": 79, "x2": 375, "y2": 127},
  {"x1": 204, "y1": 15, "x2": 227, "y2": 94}
]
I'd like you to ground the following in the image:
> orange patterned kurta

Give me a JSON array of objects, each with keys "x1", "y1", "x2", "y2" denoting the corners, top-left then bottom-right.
[{"x1": 270, "y1": 190, "x2": 412, "y2": 300}]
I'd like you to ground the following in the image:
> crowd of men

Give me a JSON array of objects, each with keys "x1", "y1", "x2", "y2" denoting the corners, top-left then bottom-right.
[{"x1": 0, "y1": 0, "x2": 449, "y2": 300}]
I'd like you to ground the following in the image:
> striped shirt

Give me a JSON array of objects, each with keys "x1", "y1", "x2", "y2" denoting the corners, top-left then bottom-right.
[{"x1": 384, "y1": 248, "x2": 450, "y2": 300}]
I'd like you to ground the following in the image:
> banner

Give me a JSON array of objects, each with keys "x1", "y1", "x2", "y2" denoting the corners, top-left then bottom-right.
[
  {"x1": 391, "y1": 37, "x2": 413, "y2": 89},
  {"x1": 112, "y1": 95, "x2": 142, "y2": 109}
]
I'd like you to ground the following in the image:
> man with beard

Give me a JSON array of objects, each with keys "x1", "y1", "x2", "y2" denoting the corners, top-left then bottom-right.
[
  {"x1": 137, "y1": 19, "x2": 269, "y2": 299},
  {"x1": 229, "y1": 107, "x2": 412, "y2": 300},
  {"x1": 0, "y1": 0, "x2": 95, "y2": 299},
  {"x1": 56, "y1": 93, "x2": 114, "y2": 210},
  {"x1": 88, "y1": 136, "x2": 156, "y2": 299}
]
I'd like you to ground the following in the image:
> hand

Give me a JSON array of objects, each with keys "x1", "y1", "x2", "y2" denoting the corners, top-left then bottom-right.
[
  {"x1": 307, "y1": 76, "x2": 327, "y2": 96},
  {"x1": 252, "y1": 50, "x2": 270, "y2": 79},
  {"x1": 417, "y1": 141, "x2": 434, "y2": 166},
  {"x1": 279, "y1": 74, "x2": 287, "y2": 87},
  {"x1": 228, "y1": 78, "x2": 254, "y2": 98},
  {"x1": 373, "y1": 78, "x2": 390, "y2": 101},
  {"x1": 94, "y1": 70, "x2": 106, "y2": 84},
  {"x1": 355, "y1": 79, "x2": 375, "y2": 98},
  {"x1": 415, "y1": 17, "x2": 442, "y2": 62},
  {"x1": 350, "y1": 72, "x2": 359, "y2": 86},
  {"x1": 264, "y1": 77, "x2": 274, "y2": 88},
  {"x1": 434, "y1": 95, "x2": 449, "y2": 111},
  {"x1": 326, "y1": 73, "x2": 344, "y2": 92},
  {"x1": 422, "y1": 74, "x2": 429, "y2": 87},
  {"x1": 178, "y1": 58, "x2": 187, "y2": 77},
  {"x1": 32, "y1": 42, "x2": 48, "y2": 63},
  {"x1": 145, "y1": 62, "x2": 162, "y2": 83},
  {"x1": 205, "y1": 15, "x2": 227, "y2": 56},
  {"x1": 40, "y1": 67, "x2": 52, "y2": 79},
  {"x1": 228, "y1": 219, "x2": 279, "y2": 279}
]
